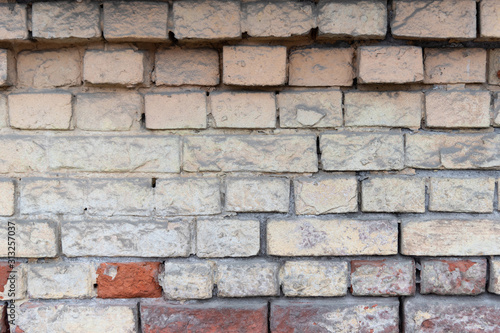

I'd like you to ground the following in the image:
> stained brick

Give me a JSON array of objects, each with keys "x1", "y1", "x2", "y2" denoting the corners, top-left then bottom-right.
[
  {"x1": 0, "y1": 4, "x2": 28, "y2": 40},
  {"x1": 0, "y1": 262, "x2": 26, "y2": 300},
  {"x1": 490, "y1": 258, "x2": 500, "y2": 294},
  {"x1": 479, "y1": 0, "x2": 500, "y2": 39},
  {"x1": 145, "y1": 92, "x2": 207, "y2": 129},
  {"x1": 0, "y1": 220, "x2": 58, "y2": 258},
  {"x1": 488, "y1": 49, "x2": 500, "y2": 85},
  {"x1": 160, "y1": 261, "x2": 214, "y2": 300},
  {"x1": 424, "y1": 48, "x2": 487, "y2": 83},
  {"x1": 0, "y1": 49, "x2": 15, "y2": 86},
  {"x1": 0, "y1": 180, "x2": 14, "y2": 216}
]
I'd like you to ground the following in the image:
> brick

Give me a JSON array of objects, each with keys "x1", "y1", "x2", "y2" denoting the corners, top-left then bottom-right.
[
  {"x1": 0, "y1": 180, "x2": 14, "y2": 216},
  {"x1": 173, "y1": 0, "x2": 240, "y2": 39},
  {"x1": 0, "y1": 49, "x2": 14, "y2": 86},
  {"x1": 96, "y1": 262, "x2": 162, "y2": 298},
  {"x1": 141, "y1": 300, "x2": 268, "y2": 333},
  {"x1": 420, "y1": 259, "x2": 487, "y2": 295},
  {"x1": 279, "y1": 261, "x2": 348, "y2": 297},
  {"x1": 145, "y1": 92, "x2": 207, "y2": 129},
  {"x1": 8, "y1": 92, "x2": 73, "y2": 130},
  {"x1": 0, "y1": 4, "x2": 28, "y2": 40},
  {"x1": 361, "y1": 176, "x2": 426, "y2": 213},
  {"x1": 83, "y1": 49, "x2": 145, "y2": 86},
  {"x1": 62, "y1": 220, "x2": 192, "y2": 257},
  {"x1": 401, "y1": 219, "x2": 500, "y2": 256},
  {"x1": 495, "y1": 95, "x2": 500, "y2": 126},
  {"x1": 154, "y1": 48, "x2": 219, "y2": 86},
  {"x1": 278, "y1": 89, "x2": 342, "y2": 128},
  {"x1": 320, "y1": 132, "x2": 404, "y2": 171},
  {"x1": 351, "y1": 259, "x2": 415, "y2": 296},
  {"x1": 155, "y1": 178, "x2": 221, "y2": 216},
  {"x1": 225, "y1": 177, "x2": 289, "y2": 213},
  {"x1": 223, "y1": 45, "x2": 287, "y2": 86},
  {"x1": 318, "y1": 0, "x2": 387, "y2": 38},
  {"x1": 215, "y1": 260, "x2": 279, "y2": 297},
  {"x1": 358, "y1": 46, "x2": 423, "y2": 83},
  {"x1": 75, "y1": 92, "x2": 141, "y2": 131},
  {"x1": 0, "y1": 262, "x2": 27, "y2": 300},
  {"x1": 480, "y1": 0, "x2": 500, "y2": 39},
  {"x1": 183, "y1": 135, "x2": 318, "y2": 172},
  {"x1": 32, "y1": 1, "x2": 100, "y2": 40},
  {"x1": 294, "y1": 176, "x2": 358, "y2": 215},
  {"x1": 210, "y1": 91, "x2": 276, "y2": 128},
  {"x1": 0, "y1": 220, "x2": 57, "y2": 258},
  {"x1": 0, "y1": 136, "x2": 48, "y2": 173},
  {"x1": 160, "y1": 261, "x2": 214, "y2": 300},
  {"x1": 345, "y1": 91, "x2": 423, "y2": 128},
  {"x1": 429, "y1": 177, "x2": 495, "y2": 213},
  {"x1": 392, "y1": 0, "x2": 476, "y2": 40},
  {"x1": 425, "y1": 91, "x2": 491, "y2": 128},
  {"x1": 196, "y1": 219, "x2": 260, "y2": 258},
  {"x1": 271, "y1": 299, "x2": 399, "y2": 332},
  {"x1": 424, "y1": 48, "x2": 487, "y2": 83},
  {"x1": 267, "y1": 218, "x2": 398, "y2": 256},
  {"x1": 103, "y1": 1, "x2": 168, "y2": 41},
  {"x1": 242, "y1": 1, "x2": 315, "y2": 37},
  {"x1": 0, "y1": 94, "x2": 6, "y2": 128},
  {"x1": 490, "y1": 259, "x2": 500, "y2": 294},
  {"x1": 488, "y1": 49, "x2": 500, "y2": 85},
  {"x1": 289, "y1": 48, "x2": 354, "y2": 86}
]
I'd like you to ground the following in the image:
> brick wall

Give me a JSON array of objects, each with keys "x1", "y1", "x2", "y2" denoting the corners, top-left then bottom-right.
[{"x1": 0, "y1": 0, "x2": 499, "y2": 332}]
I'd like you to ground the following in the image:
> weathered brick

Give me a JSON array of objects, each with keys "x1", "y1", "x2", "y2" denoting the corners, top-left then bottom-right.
[
  {"x1": 223, "y1": 46, "x2": 287, "y2": 86},
  {"x1": 210, "y1": 91, "x2": 276, "y2": 128},
  {"x1": 425, "y1": 90, "x2": 491, "y2": 128},
  {"x1": 358, "y1": 46, "x2": 423, "y2": 83},
  {"x1": 160, "y1": 261, "x2": 214, "y2": 300},
  {"x1": 75, "y1": 92, "x2": 141, "y2": 131},
  {"x1": 173, "y1": 0, "x2": 241, "y2": 39},
  {"x1": 289, "y1": 48, "x2": 354, "y2": 86},
  {"x1": 0, "y1": 262, "x2": 27, "y2": 300},
  {"x1": 0, "y1": 95, "x2": 6, "y2": 128},
  {"x1": 420, "y1": 259, "x2": 487, "y2": 295},
  {"x1": 183, "y1": 135, "x2": 318, "y2": 172},
  {"x1": 480, "y1": 0, "x2": 500, "y2": 39},
  {"x1": 344, "y1": 91, "x2": 423, "y2": 128},
  {"x1": 424, "y1": 48, "x2": 487, "y2": 83},
  {"x1": 294, "y1": 176, "x2": 358, "y2": 215},
  {"x1": 215, "y1": 260, "x2": 279, "y2": 297},
  {"x1": 225, "y1": 177, "x2": 289, "y2": 213},
  {"x1": 0, "y1": 220, "x2": 58, "y2": 258},
  {"x1": 361, "y1": 176, "x2": 426, "y2": 213},
  {"x1": 103, "y1": 1, "x2": 168, "y2": 41},
  {"x1": 0, "y1": 136, "x2": 48, "y2": 173},
  {"x1": 96, "y1": 262, "x2": 162, "y2": 298},
  {"x1": 0, "y1": 180, "x2": 14, "y2": 216},
  {"x1": 0, "y1": 49, "x2": 14, "y2": 86},
  {"x1": 429, "y1": 177, "x2": 495, "y2": 213},
  {"x1": 392, "y1": 0, "x2": 476, "y2": 40},
  {"x1": 278, "y1": 89, "x2": 342, "y2": 128},
  {"x1": 401, "y1": 219, "x2": 500, "y2": 256},
  {"x1": 320, "y1": 132, "x2": 404, "y2": 171},
  {"x1": 145, "y1": 92, "x2": 207, "y2": 129},
  {"x1": 62, "y1": 220, "x2": 192, "y2": 257},
  {"x1": 267, "y1": 218, "x2": 398, "y2": 256},
  {"x1": 495, "y1": 94, "x2": 500, "y2": 126},
  {"x1": 8, "y1": 92, "x2": 73, "y2": 130},
  {"x1": 154, "y1": 48, "x2": 219, "y2": 86},
  {"x1": 488, "y1": 49, "x2": 500, "y2": 85},
  {"x1": 0, "y1": 4, "x2": 28, "y2": 40},
  {"x1": 351, "y1": 259, "x2": 415, "y2": 296},
  {"x1": 279, "y1": 261, "x2": 348, "y2": 297},
  {"x1": 196, "y1": 219, "x2": 260, "y2": 258},
  {"x1": 490, "y1": 259, "x2": 500, "y2": 294},
  {"x1": 318, "y1": 0, "x2": 387, "y2": 38},
  {"x1": 32, "y1": 1, "x2": 101, "y2": 40},
  {"x1": 155, "y1": 178, "x2": 221, "y2": 216}
]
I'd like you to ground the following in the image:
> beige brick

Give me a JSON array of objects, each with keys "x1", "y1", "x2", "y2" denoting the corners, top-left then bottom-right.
[
  {"x1": 487, "y1": 49, "x2": 500, "y2": 85},
  {"x1": 294, "y1": 176, "x2": 357, "y2": 215},
  {"x1": 83, "y1": 49, "x2": 145, "y2": 86},
  {"x1": 155, "y1": 48, "x2": 219, "y2": 86},
  {"x1": 402, "y1": 219, "x2": 500, "y2": 256},
  {"x1": 225, "y1": 177, "x2": 289, "y2": 213},
  {"x1": 75, "y1": 92, "x2": 140, "y2": 131},
  {"x1": 320, "y1": 132, "x2": 404, "y2": 171},
  {"x1": 362, "y1": 176, "x2": 426, "y2": 213},
  {"x1": 392, "y1": 0, "x2": 476, "y2": 40},
  {"x1": 161, "y1": 261, "x2": 214, "y2": 300},
  {"x1": 0, "y1": 49, "x2": 15, "y2": 86},
  {"x1": 223, "y1": 46, "x2": 287, "y2": 86},
  {"x1": 344, "y1": 91, "x2": 422, "y2": 128},
  {"x1": 197, "y1": 219, "x2": 260, "y2": 258},
  {"x1": 32, "y1": 1, "x2": 100, "y2": 39},
  {"x1": 0, "y1": 4, "x2": 28, "y2": 40},
  {"x1": 0, "y1": 95, "x2": 6, "y2": 128},
  {"x1": 358, "y1": 46, "x2": 423, "y2": 83},
  {"x1": 0, "y1": 136, "x2": 48, "y2": 173},
  {"x1": 155, "y1": 178, "x2": 221, "y2": 216},
  {"x1": 480, "y1": 0, "x2": 500, "y2": 39},
  {"x1": 278, "y1": 90, "x2": 342, "y2": 128},
  {"x1": 280, "y1": 261, "x2": 348, "y2": 297},
  {"x1": 490, "y1": 259, "x2": 500, "y2": 294},
  {"x1": 318, "y1": 0, "x2": 386, "y2": 38},
  {"x1": 267, "y1": 218, "x2": 398, "y2": 256},
  {"x1": 210, "y1": 92, "x2": 276, "y2": 128},
  {"x1": 289, "y1": 48, "x2": 354, "y2": 86},
  {"x1": 495, "y1": 95, "x2": 500, "y2": 126},
  {"x1": 145, "y1": 92, "x2": 206, "y2": 129},
  {"x1": 242, "y1": 1, "x2": 315, "y2": 37},
  {"x1": 103, "y1": 1, "x2": 168, "y2": 41},
  {"x1": 424, "y1": 48, "x2": 487, "y2": 83},
  {"x1": 0, "y1": 220, "x2": 58, "y2": 258},
  {"x1": 8, "y1": 92, "x2": 73, "y2": 130},
  {"x1": 0, "y1": 180, "x2": 14, "y2": 216},
  {"x1": 173, "y1": 0, "x2": 240, "y2": 39},
  {"x1": 429, "y1": 178, "x2": 495, "y2": 213}
]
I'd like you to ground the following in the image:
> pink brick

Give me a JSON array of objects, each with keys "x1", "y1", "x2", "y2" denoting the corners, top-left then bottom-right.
[
  {"x1": 145, "y1": 92, "x2": 207, "y2": 129},
  {"x1": 480, "y1": 0, "x2": 500, "y2": 39},
  {"x1": 424, "y1": 48, "x2": 487, "y2": 83}
]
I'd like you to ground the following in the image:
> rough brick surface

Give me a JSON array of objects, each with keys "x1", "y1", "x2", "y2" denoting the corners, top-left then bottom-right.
[
  {"x1": 0, "y1": 220, "x2": 57, "y2": 258},
  {"x1": 424, "y1": 48, "x2": 487, "y2": 83},
  {"x1": 0, "y1": 262, "x2": 26, "y2": 300},
  {"x1": 160, "y1": 261, "x2": 214, "y2": 300},
  {"x1": 0, "y1": 94, "x2": 6, "y2": 128},
  {"x1": 490, "y1": 259, "x2": 500, "y2": 294},
  {"x1": 480, "y1": 0, "x2": 500, "y2": 39},
  {"x1": 488, "y1": 49, "x2": 500, "y2": 85},
  {"x1": 0, "y1": 136, "x2": 48, "y2": 173},
  {"x1": 145, "y1": 92, "x2": 207, "y2": 129},
  {"x1": 0, "y1": 4, "x2": 28, "y2": 40},
  {"x1": 0, "y1": 180, "x2": 14, "y2": 216},
  {"x1": 225, "y1": 177, "x2": 289, "y2": 212},
  {"x1": 0, "y1": 49, "x2": 14, "y2": 87}
]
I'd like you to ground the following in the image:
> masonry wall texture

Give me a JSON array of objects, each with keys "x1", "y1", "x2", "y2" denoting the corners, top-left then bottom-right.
[{"x1": 0, "y1": 0, "x2": 499, "y2": 332}]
